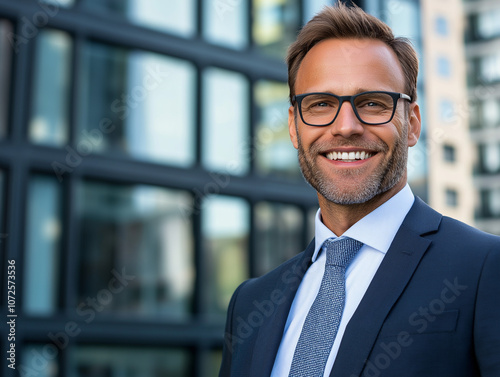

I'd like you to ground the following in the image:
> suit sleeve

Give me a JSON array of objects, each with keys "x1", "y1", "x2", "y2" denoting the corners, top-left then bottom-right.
[
  {"x1": 218, "y1": 280, "x2": 247, "y2": 377},
  {"x1": 474, "y1": 245, "x2": 500, "y2": 376}
]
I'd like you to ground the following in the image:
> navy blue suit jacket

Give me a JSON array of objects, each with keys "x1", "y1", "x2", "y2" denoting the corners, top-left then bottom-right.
[{"x1": 219, "y1": 198, "x2": 500, "y2": 377}]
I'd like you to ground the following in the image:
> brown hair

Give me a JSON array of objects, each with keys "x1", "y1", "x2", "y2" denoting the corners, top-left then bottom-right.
[{"x1": 286, "y1": 3, "x2": 418, "y2": 104}]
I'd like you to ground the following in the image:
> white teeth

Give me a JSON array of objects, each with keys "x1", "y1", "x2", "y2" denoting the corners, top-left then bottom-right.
[{"x1": 326, "y1": 151, "x2": 373, "y2": 161}]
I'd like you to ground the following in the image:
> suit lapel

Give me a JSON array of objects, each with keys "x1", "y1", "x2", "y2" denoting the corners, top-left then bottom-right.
[
  {"x1": 330, "y1": 198, "x2": 442, "y2": 377},
  {"x1": 249, "y1": 239, "x2": 316, "y2": 377}
]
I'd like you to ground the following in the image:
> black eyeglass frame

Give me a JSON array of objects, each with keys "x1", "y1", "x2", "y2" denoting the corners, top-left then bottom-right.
[{"x1": 292, "y1": 91, "x2": 412, "y2": 126}]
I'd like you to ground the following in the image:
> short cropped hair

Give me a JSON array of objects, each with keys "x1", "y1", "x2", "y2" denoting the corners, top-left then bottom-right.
[{"x1": 286, "y1": 3, "x2": 418, "y2": 104}]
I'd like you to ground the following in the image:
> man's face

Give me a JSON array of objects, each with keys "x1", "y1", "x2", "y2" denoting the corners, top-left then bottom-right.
[{"x1": 289, "y1": 38, "x2": 421, "y2": 205}]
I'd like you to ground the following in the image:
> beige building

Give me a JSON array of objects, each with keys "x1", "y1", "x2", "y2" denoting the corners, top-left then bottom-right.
[{"x1": 421, "y1": 0, "x2": 476, "y2": 225}]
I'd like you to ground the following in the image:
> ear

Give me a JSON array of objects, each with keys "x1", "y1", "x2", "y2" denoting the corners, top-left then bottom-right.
[
  {"x1": 288, "y1": 105, "x2": 299, "y2": 149},
  {"x1": 407, "y1": 102, "x2": 421, "y2": 147}
]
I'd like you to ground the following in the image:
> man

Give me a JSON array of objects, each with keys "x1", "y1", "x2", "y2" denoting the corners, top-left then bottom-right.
[{"x1": 219, "y1": 3, "x2": 500, "y2": 377}]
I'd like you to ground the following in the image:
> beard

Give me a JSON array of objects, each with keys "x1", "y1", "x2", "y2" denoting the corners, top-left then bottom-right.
[{"x1": 296, "y1": 122, "x2": 409, "y2": 205}]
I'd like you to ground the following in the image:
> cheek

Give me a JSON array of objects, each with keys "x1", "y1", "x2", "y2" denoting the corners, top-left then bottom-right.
[{"x1": 297, "y1": 126, "x2": 327, "y2": 147}]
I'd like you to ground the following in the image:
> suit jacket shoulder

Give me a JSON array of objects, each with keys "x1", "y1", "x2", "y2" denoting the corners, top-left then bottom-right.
[{"x1": 219, "y1": 240, "x2": 315, "y2": 377}]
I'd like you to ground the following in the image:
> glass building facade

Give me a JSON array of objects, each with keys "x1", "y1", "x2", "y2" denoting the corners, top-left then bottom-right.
[
  {"x1": 0, "y1": 0, "x2": 429, "y2": 376},
  {"x1": 464, "y1": 0, "x2": 500, "y2": 234},
  {"x1": 0, "y1": 1, "x2": 334, "y2": 376}
]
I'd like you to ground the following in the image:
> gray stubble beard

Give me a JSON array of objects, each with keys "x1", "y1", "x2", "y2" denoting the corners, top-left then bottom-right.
[{"x1": 296, "y1": 123, "x2": 409, "y2": 205}]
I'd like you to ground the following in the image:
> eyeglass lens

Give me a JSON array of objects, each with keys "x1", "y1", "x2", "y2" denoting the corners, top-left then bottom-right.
[{"x1": 300, "y1": 92, "x2": 396, "y2": 125}]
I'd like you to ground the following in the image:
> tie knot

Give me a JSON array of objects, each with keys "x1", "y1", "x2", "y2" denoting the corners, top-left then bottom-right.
[{"x1": 323, "y1": 237, "x2": 363, "y2": 267}]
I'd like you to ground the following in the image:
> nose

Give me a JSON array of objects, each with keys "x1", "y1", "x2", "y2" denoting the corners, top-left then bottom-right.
[{"x1": 329, "y1": 101, "x2": 365, "y2": 138}]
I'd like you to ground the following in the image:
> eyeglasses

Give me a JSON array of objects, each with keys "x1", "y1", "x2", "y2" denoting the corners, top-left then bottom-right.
[{"x1": 292, "y1": 91, "x2": 412, "y2": 126}]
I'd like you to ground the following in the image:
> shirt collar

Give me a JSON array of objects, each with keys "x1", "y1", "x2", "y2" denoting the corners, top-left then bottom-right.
[{"x1": 312, "y1": 184, "x2": 415, "y2": 262}]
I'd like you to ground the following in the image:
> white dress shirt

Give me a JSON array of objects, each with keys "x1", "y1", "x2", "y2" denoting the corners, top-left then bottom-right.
[{"x1": 271, "y1": 185, "x2": 415, "y2": 377}]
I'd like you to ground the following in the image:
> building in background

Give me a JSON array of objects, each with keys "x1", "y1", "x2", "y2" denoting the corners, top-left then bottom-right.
[
  {"x1": 360, "y1": 0, "x2": 429, "y2": 201},
  {"x1": 464, "y1": 0, "x2": 500, "y2": 234},
  {"x1": 421, "y1": 0, "x2": 475, "y2": 225},
  {"x1": 0, "y1": 1, "x2": 328, "y2": 376},
  {"x1": 2, "y1": 1, "x2": 497, "y2": 377}
]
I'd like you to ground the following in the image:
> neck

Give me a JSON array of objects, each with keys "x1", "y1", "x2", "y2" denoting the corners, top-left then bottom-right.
[{"x1": 318, "y1": 181, "x2": 406, "y2": 236}]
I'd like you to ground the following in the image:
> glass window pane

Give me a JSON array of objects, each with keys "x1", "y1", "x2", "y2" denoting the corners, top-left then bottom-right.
[
  {"x1": 203, "y1": 0, "x2": 249, "y2": 49},
  {"x1": 480, "y1": 53, "x2": 500, "y2": 84},
  {"x1": 445, "y1": 188, "x2": 458, "y2": 207},
  {"x1": 77, "y1": 181, "x2": 195, "y2": 319},
  {"x1": 435, "y1": 15, "x2": 448, "y2": 36},
  {"x1": 42, "y1": 0, "x2": 74, "y2": 7},
  {"x1": 437, "y1": 56, "x2": 451, "y2": 77},
  {"x1": 206, "y1": 350, "x2": 223, "y2": 377},
  {"x1": 29, "y1": 29, "x2": 71, "y2": 146},
  {"x1": 202, "y1": 68, "x2": 249, "y2": 175},
  {"x1": 253, "y1": 0, "x2": 301, "y2": 59},
  {"x1": 22, "y1": 344, "x2": 59, "y2": 377},
  {"x1": 307, "y1": 207, "x2": 317, "y2": 241},
  {"x1": 483, "y1": 143, "x2": 500, "y2": 173},
  {"x1": 255, "y1": 80, "x2": 300, "y2": 178},
  {"x1": 80, "y1": 42, "x2": 196, "y2": 166},
  {"x1": 24, "y1": 175, "x2": 62, "y2": 315},
  {"x1": 477, "y1": 8, "x2": 500, "y2": 40},
  {"x1": 254, "y1": 202, "x2": 303, "y2": 276},
  {"x1": 443, "y1": 145, "x2": 456, "y2": 163},
  {"x1": 488, "y1": 189, "x2": 500, "y2": 217},
  {"x1": 70, "y1": 346, "x2": 192, "y2": 377},
  {"x1": 482, "y1": 98, "x2": 500, "y2": 128},
  {"x1": 0, "y1": 171, "x2": 5, "y2": 253},
  {"x1": 80, "y1": 0, "x2": 196, "y2": 37},
  {"x1": 202, "y1": 196, "x2": 249, "y2": 319},
  {"x1": 303, "y1": 0, "x2": 331, "y2": 23},
  {"x1": 0, "y1": 19, "x2": 12, "y2": 139}
]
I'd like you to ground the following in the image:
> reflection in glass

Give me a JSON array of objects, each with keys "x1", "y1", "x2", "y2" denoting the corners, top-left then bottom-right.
[
  {"x1": 477, "y1": 8, "x2": 500, "y2": 40},
  {"x1": 483, "y1": 143, "x2": 500, "y2": 173},
  {"x1": 80, "y1": 42, "x2": 196, "y2": 166},
  {"x1": 77, "y1": 181, "x2": 195, "y2": 319},
  {"x1": 0, "y1": 20, "x2": 12, "y2": 139},
  {"x1": 479, "y1": 53, "x2": 500, "y2": 84},
  {"x1": 303, "y1": 0, "x2": 332, "y2": 23},
  {"x1": 202, "y1": 196, "x2": 249, "y2": 318},
  {"x1": 29, "y1": 29, "x2": 71, "y2": 146},
  {"x1": 24, "y1": 175, "x2": 62, "y2": 315},
  {"x1": 80, "y1": 0, "x2": 196, "y2": 37},
  {"x1": 207, "y1": 350, "x2": 223, "y2": 377},
  {"x1": 71, "y1": 346, "x2": 191, "y2": 377},
  {"x1": 23, "y1": 345, "x2": 59, "y2": 377},
  {"x1": 252, "y1": 0, "x2": 300, "y2": 59},
  {"x1": 43, "y1": 0, "x2": 74, "y2": 6},
  {"x1": 487, "y1": 189, "x2": 500, "y2": 217},
  {"x1": 203, "y1": 0, "x2": 248, "y2": 49},
  {"x1": 255, "y1": 80, "x2": 301, "y2": 178},
  {"x1": 0, "y1": 171, "x2": 4, "y2": 256},
  {"x1": 202, "y1": 68, "x2": 249, "y2": 175},
  {"x1": 254, "y1": 202, "x2": 303, "y2": 276},
  {"x1": 384, "y1": 0, "x2": 420, "y2": 40},
  {"x1": 482, "y1": 98, "x2": 500, "y2": 128}
]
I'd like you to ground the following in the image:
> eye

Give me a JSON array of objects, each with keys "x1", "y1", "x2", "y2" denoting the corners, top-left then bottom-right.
[
  {"x1": 360, "y1": 100, "x2": 385, "y2": 108},
  {"x1": 302, "y1": 96, "x2": 338, "y2": 111}
]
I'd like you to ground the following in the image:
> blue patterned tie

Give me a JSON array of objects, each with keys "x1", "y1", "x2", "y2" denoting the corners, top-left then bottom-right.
[{"x1": 289, "y1": 237, "x2": 363, "y2": 377}]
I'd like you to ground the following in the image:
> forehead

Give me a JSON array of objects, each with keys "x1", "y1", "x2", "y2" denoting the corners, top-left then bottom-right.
[{"x1": 295, "y1": 38, "x2": 406, "y2": 94}]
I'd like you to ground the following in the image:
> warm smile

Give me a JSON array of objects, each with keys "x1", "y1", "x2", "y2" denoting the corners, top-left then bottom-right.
[{"x1": 324, "y1": 150, "x2": 376, "y2": 162}]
